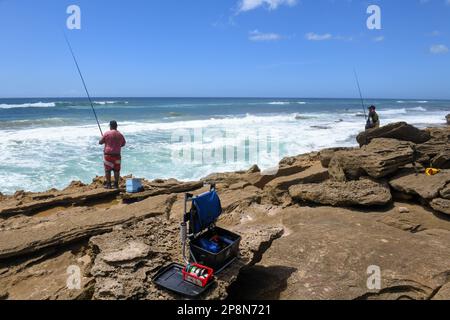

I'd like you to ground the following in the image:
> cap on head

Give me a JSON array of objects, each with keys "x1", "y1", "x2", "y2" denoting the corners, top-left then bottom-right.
[
  {"x1": 110, "y1": 120, "x2": 118, "y2": 129},
  {"x1": 368, "y1": 105, "x2": 376, "y2": 111}
]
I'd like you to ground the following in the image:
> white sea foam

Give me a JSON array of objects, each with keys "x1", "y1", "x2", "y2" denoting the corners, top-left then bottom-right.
[
  {"x1": 378, "y1": 108, "x2": 407, "y2": 115},
  {"x1": 0, "y1": 102, "x2": 56, "y2": 109},
  {"x1": 0, "y1": 107, "x2": 445, "y2": 194},
  {"x1": 0, "y1": 100, "x2": 128, "y2": 109},
  {"x1": 397, "y1": 100, "x2": 428, "y2": 104},
  {"x1": 93, "y1": 101, "x2": 126, "y2": 105},
  {"x1": 410, "y1": 106, "x2": 427, "y2": 112},
  {"x1": 266, "y1": 101, "x2": 306, "y2": 105},
  {"x1": 268, "y1": 101, "x2": 290, "y2": 105}
]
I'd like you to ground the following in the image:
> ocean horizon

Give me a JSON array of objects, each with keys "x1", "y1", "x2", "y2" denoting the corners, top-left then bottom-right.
[{"x1": 1, "y1": 97, "x2": 449, "y2": 195}]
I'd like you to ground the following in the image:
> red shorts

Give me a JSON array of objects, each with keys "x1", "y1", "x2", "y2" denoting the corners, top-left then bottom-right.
[{"x1": 104, "y1": 155, "x2": 121, "y2": 172}]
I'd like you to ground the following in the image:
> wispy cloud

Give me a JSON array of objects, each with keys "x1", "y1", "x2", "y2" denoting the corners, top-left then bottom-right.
[
  {"x1": 249, "y1": 30, "x2": 282, "y2": 41},
  {"x1": 237, "y1": 0, "x2": 297, "y2": 13},
  {"x1": 305, "y1": 32, "x2": 354, "y2": 42},
  {"x1": 430, "y1": 44, "x2": 449, "y2": 54},
  {"x1": 305, "y1": 32, "x2": 332, "y2": 41}
]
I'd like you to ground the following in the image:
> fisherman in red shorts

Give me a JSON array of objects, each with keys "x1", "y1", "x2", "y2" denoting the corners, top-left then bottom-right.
[{"x1": 99, "y1": 121, "x2": 126, "y2": 189}]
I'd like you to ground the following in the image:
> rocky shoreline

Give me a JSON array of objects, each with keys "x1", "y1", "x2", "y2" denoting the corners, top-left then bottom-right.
[{"x1": 0, "y1": 121, "x2": 449, "y2": 300}]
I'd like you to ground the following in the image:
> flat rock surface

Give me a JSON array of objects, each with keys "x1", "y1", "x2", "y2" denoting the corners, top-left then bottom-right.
[{"x1": 289, "y1": 179, "x2": 392, "y2": 207}]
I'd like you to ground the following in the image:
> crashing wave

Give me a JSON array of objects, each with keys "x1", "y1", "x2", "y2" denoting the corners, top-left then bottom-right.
[{"x1": 0, "y1": 102, "x2": 56, "y2": 109}]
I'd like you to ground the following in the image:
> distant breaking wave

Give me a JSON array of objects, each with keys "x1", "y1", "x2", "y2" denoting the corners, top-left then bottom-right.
[
  {"x1": 0, "y1": 102, "x2": 56, "y2": 109},
  {"x1": 354, "y1": 107, "x2": 427, "y2": 117},
  {"x1": 397, "y1": 100, "x2": 429, "y2": 104},
  {"x1": 0, "y1": 100, "x2": 128, "y2": 109},
  {"x1": 93, "y1": 101, "x2": 128, "y2": 105},
  {"x1": 267, "y1": 101, "x2": 307, "y2": 105},
  {"x1": 410, "y1": 106, "x2": 427, "y2": 111}
]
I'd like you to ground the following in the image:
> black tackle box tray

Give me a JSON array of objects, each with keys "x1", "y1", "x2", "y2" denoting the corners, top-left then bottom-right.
[{"x1": 152, "y1": 263, "x2": 214, "y2": 298}]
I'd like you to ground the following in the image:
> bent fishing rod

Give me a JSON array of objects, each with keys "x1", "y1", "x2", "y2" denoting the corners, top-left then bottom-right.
[
  {"x1": 64, "y1": 32, "x2": 103, "y2": 136},
  {"x1": 353, "y1": 69, "x2": 367, "y2": 121}
]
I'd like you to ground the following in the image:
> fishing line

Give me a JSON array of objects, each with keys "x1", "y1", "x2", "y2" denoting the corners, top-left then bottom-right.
[
  {"x1": 63, "y1": 32, "x2": 103, "y2": 136},
  {"x1": 353, "y1": 69, "x2": 367, "y2": 121}
]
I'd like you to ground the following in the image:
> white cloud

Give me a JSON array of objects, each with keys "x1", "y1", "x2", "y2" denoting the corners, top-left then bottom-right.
[
  {"x1": 249, "y1": 30, "x2": 282, "y2": 41},
  {"x1": 305, "y1": 32, "x2": 332, "y2": 41},
  {"x1": 238, "y1": 0, "x2": 297, "y2": 13},
  {"x1": 430, "y1": 44, "x2": 449, "y2": 54}
]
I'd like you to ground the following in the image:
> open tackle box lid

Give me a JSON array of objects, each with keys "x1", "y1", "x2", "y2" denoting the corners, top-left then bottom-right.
[{"x1": 152, "y1": 263, "x2": 214, "y2": 298}]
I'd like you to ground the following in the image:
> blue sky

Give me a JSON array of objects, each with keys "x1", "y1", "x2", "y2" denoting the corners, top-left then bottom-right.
[{"x1": 0, "y1": 0, "x2": 449, "y2": 99}]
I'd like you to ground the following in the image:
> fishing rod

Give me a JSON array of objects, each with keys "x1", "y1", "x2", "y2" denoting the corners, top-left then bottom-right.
[
  {"x1": 63, "y1": 32, "x2": 103, "y2": 136},
  {"x1": 353, "y1": 69, "x2": 367, "y2": 121}
]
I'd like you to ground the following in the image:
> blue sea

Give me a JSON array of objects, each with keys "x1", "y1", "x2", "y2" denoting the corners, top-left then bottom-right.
[{"x1": 0, "y1": 97, "x2": 449, "y2": 195}]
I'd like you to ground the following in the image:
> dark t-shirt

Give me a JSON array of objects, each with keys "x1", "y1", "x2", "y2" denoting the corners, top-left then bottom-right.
[{"x1": 370, "y1": 112, "x2": 380, "y2": 124}]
